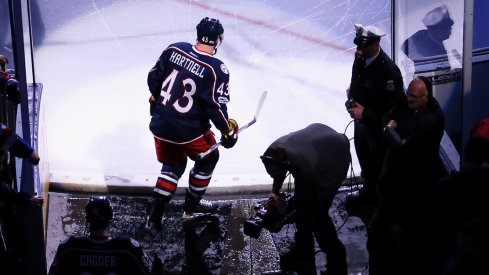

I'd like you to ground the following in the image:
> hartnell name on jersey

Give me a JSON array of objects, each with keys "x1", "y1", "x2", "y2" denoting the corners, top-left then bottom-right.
[{"x1": 169, "y1": 51, "x2": 205, "y2": 78}]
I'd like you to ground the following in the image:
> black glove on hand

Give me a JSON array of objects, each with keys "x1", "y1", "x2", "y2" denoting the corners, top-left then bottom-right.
[{"x1": 221, "y1": 119, "x2": 239, "y2": 149}]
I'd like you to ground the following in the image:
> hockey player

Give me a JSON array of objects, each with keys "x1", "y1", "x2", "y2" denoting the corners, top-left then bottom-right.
[
  {"x1": 48, "y1": 196, "x2": 161, "y2": 275},
  {"x1": 146, "y1": 17, "x2": 238, "y2": 233},
  {"x1": 261, "y1": 123, "x2": 351, "y2": 275}
]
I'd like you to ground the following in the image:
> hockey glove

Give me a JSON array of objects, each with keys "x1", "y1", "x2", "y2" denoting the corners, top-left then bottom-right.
[{"x1": 221, "y1": 119, "x2": 239, "y2": 149}]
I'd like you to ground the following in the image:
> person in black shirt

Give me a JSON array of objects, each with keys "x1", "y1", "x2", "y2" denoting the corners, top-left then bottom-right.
[
  {"x1": 0, "y1": 122, "x2": 41, "y2": 273},
  {"x1": 261, "y1": 123, "x2": 351, "y2": 275},
  {"x1": 345, "y1": 23, "x2": 404, "y2": 217},
  {"x1": 368, "y1": 76, "x2": 447, "y2": 275},
  {"x1": 429, "y1": 118, "x2": 489, "y2": 275},
  {"x1": 49, "y1": 196, "x2": 161, "y2": 275}
]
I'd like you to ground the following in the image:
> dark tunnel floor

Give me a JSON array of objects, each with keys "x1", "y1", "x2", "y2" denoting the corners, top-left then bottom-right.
[{"x1": 46, "y1": 187, "x2": 369, "y2": 274}]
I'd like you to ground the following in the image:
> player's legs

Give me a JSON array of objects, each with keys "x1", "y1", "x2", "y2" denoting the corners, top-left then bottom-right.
[
  {"x1": 352, "y1": 122, "x2": 382, "y2": 201},
  {"x1": 314, "y1": 176, "x2": 347, "y2": 275},
  {"x1": 147, "y1": 138, "x2": 187, "y2": 231},
  {"x1": 182, "y1": 130, "x2": 219, "y2": 217},
  {"x1": 280, "y1": 181, "x2": 316, "y2": 273},
  {"x1": 313, "y1": 214, "x2": 347, "y2": 275},
  {"x1": 346, "y1": 123, "x2": 382, "y2": 224}
]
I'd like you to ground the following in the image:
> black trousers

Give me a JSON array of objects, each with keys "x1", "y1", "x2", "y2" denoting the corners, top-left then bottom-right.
[{"x1": 294, "y1": 180, "x2": 346, "y2": 272}]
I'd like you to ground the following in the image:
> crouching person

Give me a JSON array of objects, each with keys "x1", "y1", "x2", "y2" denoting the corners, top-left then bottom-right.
[{"x1": 261, "y1": 123, "x2": 351, "y2": 275}]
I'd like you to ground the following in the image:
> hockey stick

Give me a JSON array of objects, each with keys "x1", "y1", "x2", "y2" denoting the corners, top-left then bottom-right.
[{"x1": 196, "y1": 90, "x2": 268, "y2": 160}]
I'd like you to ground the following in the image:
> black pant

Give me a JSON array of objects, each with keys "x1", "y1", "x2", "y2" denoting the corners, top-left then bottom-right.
[
  {"x1": 354, "y1": 122, "x2": 384, "y2": 191},
  {"x1": 294, "y1": 181, "x2": 347, "y2": 273}
]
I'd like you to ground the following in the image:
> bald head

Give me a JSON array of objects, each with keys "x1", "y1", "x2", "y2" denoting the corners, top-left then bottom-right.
[{"x1": 406, "y1": 78, "x2": 429, "y2": 109}]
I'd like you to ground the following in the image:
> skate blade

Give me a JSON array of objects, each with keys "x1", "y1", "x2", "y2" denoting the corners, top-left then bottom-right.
[{"x1": 182, "y1": 212, "x2": 218, "y2": 222}]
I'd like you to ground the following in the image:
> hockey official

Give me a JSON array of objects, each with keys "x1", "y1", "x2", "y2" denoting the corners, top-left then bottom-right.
[{"x1": 345, "y1": 23, "x2": 404, "y2": 211}]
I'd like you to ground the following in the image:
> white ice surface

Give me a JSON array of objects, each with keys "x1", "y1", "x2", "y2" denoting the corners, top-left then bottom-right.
[{"x1": 33, "y1": 0, "x2": 393, "y2": 188}]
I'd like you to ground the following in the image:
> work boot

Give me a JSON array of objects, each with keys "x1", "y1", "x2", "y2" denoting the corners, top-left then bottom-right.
[
  {"x1": 319, "y1": 243, "x2": 347, "y2": 275},
  {"x1": 182, "y1": 189, "x2": 218, "y2": 220},
  {"x1": 320, "y1": 266, "x2": 347, "y2": 275},
  {"x1": 346, "y1": 184, "x2": 378, "y2": 205},
  {"x1": 279, "y1": 240, "x2": 316, "y2": 274},
  {"x1": 146, "y1": 196, "x2": 169, "y2": 235},
  {"x1": 345, "y1": 185, "x2": 378, "y2": 221}
]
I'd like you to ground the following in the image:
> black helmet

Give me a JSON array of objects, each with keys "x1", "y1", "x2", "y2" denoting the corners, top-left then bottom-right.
[
  {"x1": 85, "y1": 196, "x2": 113, "y2": 227},
  {"x1": 196, "y1": 17, "x2": 224, "y2": 46}
]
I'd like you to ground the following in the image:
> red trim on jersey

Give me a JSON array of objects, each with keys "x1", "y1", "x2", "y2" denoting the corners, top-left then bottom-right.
[{"x1": 192, "y1": 45, "x2": 213, "y2": 57}]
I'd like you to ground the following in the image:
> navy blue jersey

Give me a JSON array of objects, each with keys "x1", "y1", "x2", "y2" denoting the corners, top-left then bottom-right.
[
  {"x1": 147, "y1": 42, "x2": 231, "y2": 143},
  {"x1": 48, "y1": 236, "x2": 152, "y2": 275}
]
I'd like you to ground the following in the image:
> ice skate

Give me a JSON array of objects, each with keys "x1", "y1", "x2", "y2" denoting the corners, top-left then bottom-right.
[
  {"x1": 182, "y1": 190, "x2": 218, "y2": 221},
  {"x1": 182, "y1": 198, "x2": 218, "y2": 220}
]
